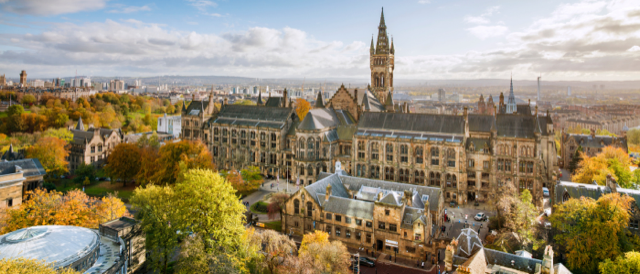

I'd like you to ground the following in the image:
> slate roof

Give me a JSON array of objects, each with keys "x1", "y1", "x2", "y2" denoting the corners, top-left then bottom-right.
[
  {"x1": 555, "y1": 180, "x2": 640, "y2": 206},
  {"x1": 484, "y1": 248, "x2": 542, "y2": 273},
  {"x1": 185, "y1": 100, "x2": 210, "y2": 115},
  {"x1": 456, "y1": 228, "x2": 484, "y2": 258},
  {"x1": 298, "y1": 108, "x2": 354, "y2": 131},
  {"x1": 401, "y1": 207, "x2": 427, "y2": 229},
  {"x1": 357, "y1": 112, "x2": 465, "y2": 135},
  {"x1": 0, "y1": 158, "x2": 46, "y2": 177},
  {"x1": 516, "y1": 105, "x2": 532, "y2": 115},
  {"x1": 337, "y1": 125, "x2": 358, "y2": 141},
  {"x1": 70, "y1": 128, "x2": 119, "y2": 145},
  {"x1": 496, "y1": 115, "x2": 538, "y2": 138},
  {"x1": 340, "y1": 88, "x2": 384, "y2": 112},
  {"x1": 321, "y1": 195, "x2": 374, "y2": 220},
  {"x1": 265, "y1": 96, "x2": 285, "y2": 107},
  {"x1": 468, "y1": 114, "x2": 496, "y2": 132},
  {"x1": 563, "y1": 134, "x2": 627, "y2": 149}
]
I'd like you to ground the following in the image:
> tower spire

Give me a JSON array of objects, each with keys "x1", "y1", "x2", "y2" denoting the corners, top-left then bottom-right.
[
  {"x1": 379, "y1": 7, "x2": 386, "y2": 27},
  {"x1": 375, "y1": 7, "x2": 389, "y2": 54},
  {"x1": 370, "y1": 35, "x2": 375, "y2": 55}
]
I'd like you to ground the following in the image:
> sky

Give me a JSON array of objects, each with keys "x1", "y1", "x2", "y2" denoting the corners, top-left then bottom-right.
[{"x1": 1, "y1": 0, "x2": 640, "y2": 81}]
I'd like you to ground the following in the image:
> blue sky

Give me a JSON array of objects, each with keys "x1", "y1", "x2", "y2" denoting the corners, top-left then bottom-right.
[{"x1": 1, "y1": 0, "x2": 640, "y2": 80}]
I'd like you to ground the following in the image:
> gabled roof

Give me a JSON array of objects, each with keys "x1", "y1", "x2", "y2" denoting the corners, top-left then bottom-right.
[
  {"x1": 321, "y1": 195, "x2": 374, "y2": 220},
  {"x1": 314, "y1": 92, "x2": 324, "y2": 108},
  {"x1": 358, "y1": 112, "x2": 465, "y2": 135},
  {"x1": 0, "y1": 158, "x2": 46, "y2": 178},
  {"x1": 298, "y1": 108, "x2": 354, "y2": 131},
  {"x1": 265, "y1": 96, "x2": 285, "y2": 107},
  {"x1": 456, "y1": 228, "x2": 484, "y2": 258}
]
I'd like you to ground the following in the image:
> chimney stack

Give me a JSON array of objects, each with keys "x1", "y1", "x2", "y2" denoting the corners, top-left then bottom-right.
[{"x1": 326, "y1": 184, "x2": 332, "y2": 202}]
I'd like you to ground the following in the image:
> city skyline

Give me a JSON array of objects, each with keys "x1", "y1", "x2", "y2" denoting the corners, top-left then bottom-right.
[{"x1": 1, "y1": 0, "x2": 640, "y2": 81}]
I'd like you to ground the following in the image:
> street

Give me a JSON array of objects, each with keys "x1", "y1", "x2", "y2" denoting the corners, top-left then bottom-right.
[{"x1": 358, "y1": 261, "x2": 434, "y2": 274}]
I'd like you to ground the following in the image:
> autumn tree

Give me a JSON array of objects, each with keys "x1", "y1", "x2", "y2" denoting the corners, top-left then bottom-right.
[
  {"x1": 267, "y1": 192, "x2": 290, "y2": 222},
  {"x1": 43, "y1": 128, "x2": 73, "y2": 142},
  {"x1": 0, "y1": 258, "x2": 80, "y2": 274},
  {"x1": 247, "y1": 229, "x2": 297, "y2": 274},
  {"x1": 20, "y1": 94, "x2": 37, "y2": 105},
  {"x1": 105, "y1": 143, "x2": 141, "y2": 186},
  {"x1": 135, "y1": 146, "x2": 159, "y2": 186},
  {"x1": 488, "y1": 179, "x2": 518, "y2": 229},
  {"x1": 599, "y1": 251, "x2": 640, "y2": 274},
  {"x1": 295, "y1": 98, "x2": 311, "y2": 120},
  {"x1": 550, "y1": 193, "x2": 640, "y2": 273},
  {"x1": 298, "y1": 231, "x2": 351, "y2": 274},
  {"x1": 567, "y1": 145, "x2": 583, "y2": 175},
  {"x1": 25, "y1": 136, "x2": 69, "y2": 177},
  {"x1": 299, "y1": 230, "x2": 330, "y2": 254},
  {"x1": 150, "y1": 140, "x2": 215, "y2": 185},
  {"x1": 241, "y1": 166, "x2": 264, "y2": 189},
  {"x1": 2, "y1": 189, "x2": 128, "y2": 233},
  {"x1": 572, "y1": 146, "x2": 636, "y2": 188}
]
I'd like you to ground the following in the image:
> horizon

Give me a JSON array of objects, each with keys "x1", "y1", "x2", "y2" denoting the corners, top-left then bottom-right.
[{"x1": 1, "y1": 0, "x2": 640, "y2": 81}]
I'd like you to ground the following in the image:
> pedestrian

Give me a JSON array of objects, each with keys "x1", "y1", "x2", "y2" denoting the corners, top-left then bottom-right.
[{"x1": 422, "y1": 261, "x2": 424, "y2": 269}]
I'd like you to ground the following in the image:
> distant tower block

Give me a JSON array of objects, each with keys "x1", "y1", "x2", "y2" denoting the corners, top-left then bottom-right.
[
  {"x1": 567, "y1": 86, "x2": 571, "y2": 96},
  {"x1": 537, "y1": 76, "x2": 541, "y2": 101},
  {"x1": 19, "y1": 70, "x2": 27, "y2": 86}
]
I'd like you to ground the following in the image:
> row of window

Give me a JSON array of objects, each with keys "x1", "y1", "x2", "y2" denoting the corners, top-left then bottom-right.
[
  {"x1": 497, "y1": 144, "x2": 535, "y2": 157},
  {"x1": 324, "y1": 213, "x2": 372, "y2": 228}
]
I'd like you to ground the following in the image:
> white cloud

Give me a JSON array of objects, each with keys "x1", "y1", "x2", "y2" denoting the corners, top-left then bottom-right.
[
  {"x1": 186, "y1": 0, "x2": 217, "y2": 12},
  {"x1": 108, "y1": 5, "x2": 151, "y2": 14},
  {"x1": 629, "y1": 45, "x2": 640, "y2": 51},
  {"x1": 464, "y1": 6, "x2": 500, "y2": 25},
  {"x1": 0, "y1": 0, "x2": 109, "y2": 16},
  {"x1": 466, "y1": 25, "x2": 508, "y2": 39},
  {"x1": 418, "y1": 0, "x2": 430, "y2": 4}
]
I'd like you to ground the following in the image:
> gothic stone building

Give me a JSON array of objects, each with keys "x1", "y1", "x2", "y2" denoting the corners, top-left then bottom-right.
[
  {"x1": 560, "y1": 129, "x2": 628, "y2": 168},
  {"x1": 282, "y1": 170, "x2": 443, "y2": 261},
  {"x1": 68, "y1": 118, "x2": 123, "y2": 173}
]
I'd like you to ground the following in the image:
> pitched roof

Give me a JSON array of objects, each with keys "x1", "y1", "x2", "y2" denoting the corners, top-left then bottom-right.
[
  {"x1": 265, "y1": 96, "x2": 285, "y2": 107},
  {"x1": 564, "y1": 134, "x2": 627, "y2": 149},
  {"x1": 185, "y1": 100, "x2": 211, "y2": 116},
  {"x1": 321, "y1": 196, "x2": 374, "y2": 220},
  {"x1": 213, "y1": 105, "x2": 293, "y2": 129},
  {"x1": 484, "y1": 248, "x2": 542, "y2": 273},
  {"x1": 314, "y1": 91, "x2": 324, "y2": 108},
  {"x1": 456, "y1": 228, "x2": 484, "y2": 258},
  {"x1": 468, "y1": 114, "x2": 495, "y2": 132},
  {"x1": 358, "y1": 112, "x2": 465, "y2": 135},
  {"x1": 298, "y1": 108, "x2": 354, "y2": 131},
  {"x1": 0, "y1": 158, "x2": 46, "y2": 178},
  {"x1": 496, "y1": 114, "x2": 537, "y2": 138},
  {"x1": 76, "y1": 117, "x2": 84, "y2": 130}
]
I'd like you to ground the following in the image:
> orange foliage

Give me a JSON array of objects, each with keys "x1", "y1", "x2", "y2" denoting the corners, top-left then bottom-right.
[{"x1": 295, "y1": 98, "x2": 311, "y2": 120}]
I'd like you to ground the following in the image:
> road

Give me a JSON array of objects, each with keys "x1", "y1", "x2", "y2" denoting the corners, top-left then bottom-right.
[{"x1": 358, "y1": 261, "x2": 434, "y2": 274}]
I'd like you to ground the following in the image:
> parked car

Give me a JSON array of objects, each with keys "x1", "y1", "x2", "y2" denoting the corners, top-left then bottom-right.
[
  {"x1": 359, "y1": 257, "x2": 375, "y2": 267},
  {"x1": 449, "y1": 201, "x2": 456, "y2": 207},
  {"x1": 474, "y1": 213, "x2": 487, "y2": 221},
  {"x1": 543, "y1": 187, "x2": 550, "y2": 197}
]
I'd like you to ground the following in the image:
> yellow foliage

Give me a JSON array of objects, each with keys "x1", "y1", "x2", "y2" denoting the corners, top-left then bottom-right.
[
  {"x1": 295, "y1": 98, "x2": 311, "y2": 121},
  {"x1": 299, "y1": 230, "x2": 329, "y2": 255},
  {"x1": 0, "y1": 258, "x2": 79, "y2": 274}
]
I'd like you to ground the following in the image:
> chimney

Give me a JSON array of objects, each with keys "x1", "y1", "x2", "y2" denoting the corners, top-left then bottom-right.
[
  {"x1": 283, "y1": 89, "x2": 288, "y2": 107},
  {"x1": 325, "y1": 184, "x2": 332, "y2": 202},
  {"x1": 404, "y1": 190, "x2": 412, "y2": 207},
  {"x1": 354, "y1": 89, "x2": 359, "y2": 104},
  {"x1": 463, "y1": 106, "x2": 468, "y2": 118},
  {"x1": 535, "y1": 105, "x2": 538, "y2": 117},
  {"x1": 377, "y1": 191, "x2": 383, "y2": 202},
  {"x1": 224, "y1": 98, "x2": 228, "y2": 106},
  {"x1": 541, "y1": 245, "x2": 555, "y2": 274}
]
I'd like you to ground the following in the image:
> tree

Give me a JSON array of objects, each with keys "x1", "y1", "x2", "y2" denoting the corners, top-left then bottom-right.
[
  {"x1": 1, "y1": 189, "x2": 128, "y2": 233},
  {"x1": 25, "y1": 136, "x2": 69, "y2": 177},
  {"x1": 267, "y1": 192, "x2": 290, "y2": 221},
  {"x1": 295, "y1": 98, "x2": 311, "y2": 120},
  {"x1": 599, "y1": 251, "x2": 640, "y2": 274},
  {"x1": 572, "y1": 146, "x2": 635, "y2": 187},
  {"x1": 131, "y1": 184, "x2": 179, "y2": 274},
  {"x1": 247, "y1": 229, "x2": 297, "y2": 274},
  {"x1": 175, "y1": 235, "x2": 243, "y2": 274},
  {"x1": 0, "y1": 258, "x2": 80, "y2": 274},
  {"x1": 550, "y1": 193, "x2": 640, "y2": 273},
  {"x1": 173, "y1": 169, "x2": 246, "y2": 252},
  {"x1": 298, "y1": 231, "x2": 351, "y2": 274},
  {"x1": 488, "y1": 179, "x2": 517, "y2": 230},
  {"x1": 105, "y1": 143, "x2": 141, "y2": 186},
  {"x1": 568, "y1": 145, "x2": 583, "y2": 175},
  {"x1": 74, "y1": 164, "x2": 96, "y2": 185},
  {"x1": 241, "y1": 166, "x2": 264, "y2": 190},
  {"x1": 43, "y1": 128, "x2": 73, "y2": 143},
  {"x1": 233, "y1": 100, "x2": 256, "y2": 106},
  {"x1": 135, "y1": 146, "x2": 159, "y2": 186},
  {"x1": 20, "y1": 94, "x2": 37, "y2": 105},
  {"x1": 150, "y1": 140, "x2": 215, "y2": 185},
  {"x1": 96, "y1": 192, "x2": 128, "y2": 224}
]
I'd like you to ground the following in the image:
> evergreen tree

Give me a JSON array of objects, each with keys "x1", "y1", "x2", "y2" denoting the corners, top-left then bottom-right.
[{"x1": 568, "y1": 145, "x2": 583, "y2": 174}]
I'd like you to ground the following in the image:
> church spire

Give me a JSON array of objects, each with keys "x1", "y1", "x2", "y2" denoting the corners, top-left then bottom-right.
[
  {"x1": 379, "y1": 7, "x2": 386, "y2": 28},
  {"x1": 390, "y1": 37, "x2": 395, "y2": 54},
  {"x1": 375, "y1": 7, "x2": 389, "y2": 54},
  {"x1": 257, "y1": 91, "x2": 263, "y2": 106},
  {"x1": 314, "y1": 91, "x2": 325, "y2": 108},
  {"x1": 370, "y1": 35, "x2": 375, "y2": 56}
]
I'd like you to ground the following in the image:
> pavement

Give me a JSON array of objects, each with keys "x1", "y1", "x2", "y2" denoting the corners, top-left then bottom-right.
[
  {"x1": 242, "y1": 179, "x2": 303, "y2": 222},
  {"x1": 440, "y1": 203, "x2": 492, "y2": 241}
]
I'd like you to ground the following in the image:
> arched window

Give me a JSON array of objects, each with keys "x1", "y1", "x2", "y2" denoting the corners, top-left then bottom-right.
[
  {"x1": 385, "y1": 167, "x2": 394, "y2": 180},
  {"x1": 431, "y1": 147, "x2": 439, "y2": 166},
  {"x1": 307, "y1": 165, "x2": 313, "y2": 176},
  {"x1": 260, "y1": 132, "x2": 266, "y2": 140},
  {"x1": 307, "y1": 202, "x2": 313, "y2": 217},
  {"x1": 307, "y1": 138, "x2": 315, "y2": 160},
  {"x1": 371, "y1": 142, "x2": 379, "y2": 160},
  {"x1": 241, "y1": 130, "x2": 246, "y2": 138},
  {"x1": 357, "y1": 164, "x2": 361, "y2": 177},
  {"x1": 370, "y1": 165, "x2": 380, "y2": 179},
  {"x1": 294, "y1": 199, "x2": 300, "y2": 214},
  {"x1": 415, "y1": 147, "x2": 423, "y2": 164},
  {"x1": 399, "y1": 169, "x2": 405, "y2": 182},
  {"x1": 562, "y1": 192, "x2": 571, "y2": 203},
  {"x1": 386, "y1": 144, "x2": 394, "y2": 162},
  {"x1": 415, "y1": 171, "x2": 425, "y2": 184},
  {"x1": 300, "y1": 165, "x2": 305, "y2": 176}
]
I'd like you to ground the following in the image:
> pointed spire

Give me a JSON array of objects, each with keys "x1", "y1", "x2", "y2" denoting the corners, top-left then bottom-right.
[
  {"x1": 315, "y1": 91, "x2": 325, "y2": 108},
  {"x1": 385, "y1": 91, "x2": 394, "y2": 106},
  {"x1": 379, "y1": 7, "x2": 386, "y2": 28},
  {"x1": 370, "y1": 35, "x2": 375, "y2": 56},
  {"x1": 9, "y1": 143, "x2": 14, "y2": 153},
  {"x1": 76, "y1": 117, "x2": 85, "y2": 131},
  {"x1": 362, "y1": 90, "x2": 371, "y2": 111},
  {"x1": 257, "y1": 91, "x2": 263, "y2": 106},
  {"x1": 390, "y1": 38, "x2": 395, "y2": 54}
]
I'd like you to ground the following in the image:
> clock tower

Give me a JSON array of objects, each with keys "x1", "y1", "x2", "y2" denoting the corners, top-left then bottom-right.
[{"x1": 370, "y1": 8, "x2": 394, "y2": 104}]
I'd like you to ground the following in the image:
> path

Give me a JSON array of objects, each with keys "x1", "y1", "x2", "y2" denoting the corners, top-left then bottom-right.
[{"x1": 242, "y1": 179, "x2": 303, "y2": 222}]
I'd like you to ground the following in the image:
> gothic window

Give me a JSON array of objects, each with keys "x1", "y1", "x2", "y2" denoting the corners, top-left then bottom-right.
[
  {"x1": 300, "y1": 165, "x2": 305, "y2": 176},
  {"x1": 307, "y1": 138, "x2": 315, "y2": 160},
  {"x1": 399, "y1": 169, "x2": 405, "y2": 182},
  {"x1": 415, "y1": 147, "x2": 423, "y2": 164},
  {"x1": 431, "y1": 147, "x2": 439, "y2": 166},
  {"x1": 447, "y1": 148, "x2": 456, "y2": 167},
  {"x1": 400, "y1": 145, "x2": 408, "y2": 163},
  {"x1": 294, "y1": 199, "x2": 300, "y2": 214},
  {"x1": 415, "y1": 171, "x2": 425, "y2": 184},
  {"x1": 371, "y1": 142, "x2": 379, "y2": 160},
  {"x1": 271, "y1": 133, "x2": 277, "y2": 149},
  {"x1": 385, "y1": 167, "x2": 395, "y2": 181},
  {"x1": 386, "y1": 144, "x2": 394, "y2": 162},
  {"x1": 307, "y1": 202, "x2": 313, "y2": 217},
  {"x1": 307, "y1": 165, "x2": 313, "y2": 176},
  {"x1": 260, "y1": 133, "x2": 266, "y2": 148},
  {"x1": 370, "y1": 165, "x2": 380, "y2": 179},
  {"x1": 358, "y1": 141, "x2": 365, "y2": 159}
]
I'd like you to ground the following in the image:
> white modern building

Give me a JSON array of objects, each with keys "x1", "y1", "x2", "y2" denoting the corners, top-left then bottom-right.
[{"x1": 157, "y1": 113, "x2": 182, "y2": 138}]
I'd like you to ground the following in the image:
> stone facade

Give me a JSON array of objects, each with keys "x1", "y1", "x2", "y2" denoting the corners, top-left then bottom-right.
[
  {"x1": 369, "y1": 9, "x2": 394, "y2": 104},
  {"x1": 68, "y1": 118, "x2": 123, "y2": 173},
  {"x1": 560, "y1": 129, "x2": 628, "y2": 168},
  {"x1": 282, "y1": 171, "x2": 443, "y2": 261},
  {"x1": 0, "y1": 159, "x2": 46, "y2": 209}
]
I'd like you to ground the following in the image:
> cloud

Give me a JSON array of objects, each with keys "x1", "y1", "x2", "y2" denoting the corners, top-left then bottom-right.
[
  {"x1": 186, "y1": 0, "x2": 217, "y2": 12},
  {"x1": 418, "y1": 0, "x2": 430, "y2": 4},
  {"x1": 108, "y1": 5, "x2": 151, "y2": 14},
  {"x1": 467, "y1": 25, "x2": 508, "y2": 39},
  {"x1": 0, "y1": 0, "x2": 109, "y2": 16},
  {"x1": 464, "y1": 6, "x2": 500, "y2": 24},
  {"x1": 629, "y1": 45, "x2": 640, "y2": 51}
]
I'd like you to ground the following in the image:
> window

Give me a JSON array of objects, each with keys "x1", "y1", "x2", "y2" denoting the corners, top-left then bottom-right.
[
  {"x1": 326, "y1": 213, "x2": 332, "y2": 219},
  {"x1": 386, "y1": 144, "x2": 394, "y2": 161},
  {"x1": 416, "y1": 147, "x2": 423, "y2": 164},
  {"x1": 389, "y1": 224, "x2": 397, "y2": 232},
  {"x1": 630, "y1": 219, "x2": 639, "y2": 230},
  {"x1": 366, "y1": 221, "x2": 372, "y2": 228},
  {"x1": 335, "y1": 215, "x2": 342, "y2": 222},
  {"x1": 385, "y1": 209, "x2": 390, "y2": 216},
  {"x1": 7, "y1": 199, "x2": 13, "y2": 207},
  {"x1": 447, "y1": 149, "x2": 456, "y2": 167},
  {"x1": 356, "y1": 232, "x2": 362, "y2": 240},
  {"x1": 415, "y1": 233, "x2": 422, "y2": 241},
  {"x1": 415, "y1": 171, "x2": 425, "y2": 184},
  {"x1": 366, "y1": 233, "x2": 371, "y2": 243},
  {"x1": 468, "y1": 159, "x2": 474, "y2": 168},
  {"x1": 90, "y1": 156, "x2": 95, "y2": 163},
  {"x1": 356, "y1": 219, "x2": 362, "y2": 226},
  {"x1": 345, "y1": 217, "x2": 351, "y2": 224},
  {"x1": 294, "y1": 221, "x2": 299, "y2": 227},
  {"x1": 294, "y1": 199, "x2": 300, "y2": 214},
  {"x1": 98, "y1": 145, "x2": 102, "y2": 152},
  {"x1": 378, "y1": 222, "x2": 386, "y2": 229},
  {"x1": 345, "y1": 230, "x2": 351, "y2": 238},
  {"x1": 371, "y1": 143, "x2": 379, "y2": 160},
  {"x1": 326, "y1": 225, "x2": 332, "y2": 235},
  {"x1": 335, "y1": 227, "x2": 341, "y2": 236},
  {"x1": 483, "y1": 161, "x2": 490, "y2": 170},
  {"x1": 307, "y1": 202, "x2": 313, "y2": 217},
  {"x1": 91, "y1": 146, "x2": 95, "y2": 153},
  {"x1": 385, "y1": 167, "x2": 394, "y2": 180},
  {"x1": 430, "y1": 172, "x2": 441, "y2": 186},
  {"x1": 370, "y1": 166, "x2": 380, "y2": 179},
  {"x1": 400, "y1": 144, "x2": 408, "y2": 163},
  {"x1": 358, "y1": 141, "x2": 365, "y2": 159},
  {"x1": 431, "y1": 147, "x2": 439, "y2": 166}
]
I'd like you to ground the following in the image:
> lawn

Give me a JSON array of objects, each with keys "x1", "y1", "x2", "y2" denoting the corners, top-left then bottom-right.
[
  {"x1": 263, "y1": 220, "x2": 282, "y2": 232},
  {"x1": 55, "y1": 179, "x2": 136, "y2": 202},
  {"x1": 250, "y1": 201, "x2": 269, "y2": 214}
]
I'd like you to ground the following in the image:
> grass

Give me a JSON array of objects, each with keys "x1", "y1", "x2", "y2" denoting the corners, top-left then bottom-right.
[
  {"x1": 263, "y1": 220, "x2": 282, "y2": 232},
  {"x1": 54, "y1": 177, "x2": 136, "y2": 202},
  {"x1": 250, "y1": 201, "x2": 269, "y2": 214}
]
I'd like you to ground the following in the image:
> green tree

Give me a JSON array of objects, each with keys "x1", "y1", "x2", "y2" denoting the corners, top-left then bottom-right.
[
  {"x1": 7, "y1": 104, "x2": 25, "y2": 117},
  {"x1": 20, "y1": 94, "x2": 37, "y2": 105},
  {"x1": 74, "y1": 164, "x2": 96, "y2": 185},
  {"x1": 150, "y1": 141, "x2": 214, "y2": 185},
  {"x1": 550, "y1": 193, "x2": 640, "y2": 273},
  {"x1": 131, "y1": 185, "x2": 179, "y2": 274},
  {"x1": 599, "y1": 251, "x2": 640, "y2": 274},
  {"x1": 568, "y1": 145, "x2": 583, "y2": 175},
  {"x1": 43, "y1": 128, "x2": 73, "y2": 143}
]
